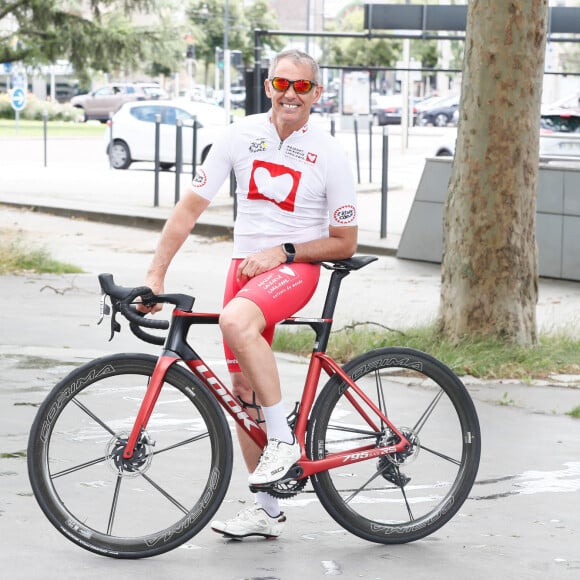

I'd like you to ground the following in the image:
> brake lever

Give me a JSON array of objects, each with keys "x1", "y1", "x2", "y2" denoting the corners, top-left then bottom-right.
[
  {"x1": 97, "y1": 293, "x2": 110, "y2": 325},
  {"x1": 97, "y1": 293, "x2": 121, "y2": 341}
]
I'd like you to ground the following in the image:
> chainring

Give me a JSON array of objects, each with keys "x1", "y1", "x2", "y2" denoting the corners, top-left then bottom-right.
[{"x1": 265, "y1": 475, "x2": 309, "y2": 499}]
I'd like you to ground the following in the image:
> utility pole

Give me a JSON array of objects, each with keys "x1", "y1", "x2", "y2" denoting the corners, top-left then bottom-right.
[{"x1": 223, "y1": 0, "x2": 231, "y2": 123}]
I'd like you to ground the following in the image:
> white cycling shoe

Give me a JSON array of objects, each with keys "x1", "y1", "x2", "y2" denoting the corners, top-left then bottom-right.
[
  {"x1": 211, "y1": 506, "x2": 286, "y2": 539},
  {"x1": 248, "y1": 437, "x2": 301, "y2": 486}
]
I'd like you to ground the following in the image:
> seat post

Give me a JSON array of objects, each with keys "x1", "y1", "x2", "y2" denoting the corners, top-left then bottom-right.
[{"x1": 321, "y1": 269, "x2": 351, "y2": 320}]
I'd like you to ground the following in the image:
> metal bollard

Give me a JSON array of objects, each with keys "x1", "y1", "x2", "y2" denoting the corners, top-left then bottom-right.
[
  {"x1": 191, "y1": 116, "x2": 198, "y2": 180},
  {"x1": 175, "y1": 119, "x2": 183, "y2": 204},
  {"x1": 369, "y1": 118, "x2": 373, "y2": 183},
  {"x1": 380, "y1": 126, "x2": 389, "y2": 238},
  {"x1": 353, "y1": 114, "x2": 361, "y2": 184},
  {"x1": 43, "y1": 110, "x2": 48, "y2": 167},
  {"x1": 154, "y1": 114, "x2": 161, "y2": 207},
  {"x1": 107, "y1": 112, "x2": 114, "y2": 169}
]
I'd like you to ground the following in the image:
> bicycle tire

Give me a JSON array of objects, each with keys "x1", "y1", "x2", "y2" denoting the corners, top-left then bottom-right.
[
  {"x1": 307, "y1": 347, "x2": 480, "y2": 544},
  {"x1": 27, "y1": 353, "x2": 233, "y2": 558}
]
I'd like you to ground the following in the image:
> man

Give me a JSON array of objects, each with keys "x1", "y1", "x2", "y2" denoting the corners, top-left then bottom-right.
[{"x1": 141, "y1": 49, "x2": 358, "y2": 539}]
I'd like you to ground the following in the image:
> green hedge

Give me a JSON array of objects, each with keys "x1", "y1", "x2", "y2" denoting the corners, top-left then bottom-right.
[{"x1": 0, "y1": 92, "x2": 84, "y2": 122}]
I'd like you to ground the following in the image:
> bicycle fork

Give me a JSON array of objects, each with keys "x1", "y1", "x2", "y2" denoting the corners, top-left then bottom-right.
[
  {"x1": 121, "y1": 355, "x2": 176, "y2": 459},
  {"x1": 121, "y1": 352, "x2": 268, "y2": 460}
]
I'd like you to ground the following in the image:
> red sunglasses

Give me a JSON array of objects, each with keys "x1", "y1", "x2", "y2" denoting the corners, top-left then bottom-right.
[{"x1": 269, "y1": 77, "x2": 317, "y2": 94}]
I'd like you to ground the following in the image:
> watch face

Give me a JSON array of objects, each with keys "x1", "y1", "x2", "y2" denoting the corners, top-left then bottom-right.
[{"x1": 283, "y1": 243, "x2": 296, "y2": 255}]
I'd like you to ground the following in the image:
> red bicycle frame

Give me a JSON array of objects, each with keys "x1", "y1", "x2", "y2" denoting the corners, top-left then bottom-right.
[{"x1": 122, "y1": 308, "x2": 412, "y2": 478}]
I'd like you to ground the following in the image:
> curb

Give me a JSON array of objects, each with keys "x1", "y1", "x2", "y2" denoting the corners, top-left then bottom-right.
[{"x1": 1, "y1": 200, "x2": 398, "y2": 257}]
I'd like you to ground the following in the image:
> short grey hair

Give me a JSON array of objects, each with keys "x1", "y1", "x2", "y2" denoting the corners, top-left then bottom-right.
[{"x1": 268, "y1": 49, "x2": 322, "y2": 85}]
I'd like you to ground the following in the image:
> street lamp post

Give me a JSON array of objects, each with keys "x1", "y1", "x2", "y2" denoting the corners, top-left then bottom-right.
[{"x1": 223, "y1": 0, "x2": 231, "y2": 123}]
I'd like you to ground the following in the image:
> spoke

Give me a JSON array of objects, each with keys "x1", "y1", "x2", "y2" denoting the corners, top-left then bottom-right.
[
  {"x1": 52, "y1": 455, "x2": 108, "y2": 479},
  {"x1": 72, "y1": 398, "x2": 116, "y2": 436},
  {"x1": 413, "y1": 389, "x2": 445, "y2": 435},
  {"x1": 398, "y1": 468, "x2": 414, "y2": 521},
  {"x1": 107, "y1": 475, "x2": 123, "y2": 534},
  {"x1": 374, "y1": 370, "x2": 388, "y2": 426},
  {"x1": 344, "y1": 469, "x2": 385, "y2": 504},
  {"x1": 421, "y1": 443, "x2": 461, "y2": 466},
  {"x1": 150, "y1": 432, "x2": 209, "y2": 457},
  {"x1": 327, "y1": 423, "x2": 378, "y2": 437},
  {"x1": 140, "y1": 473, "x2": 189, "y2": 514}
]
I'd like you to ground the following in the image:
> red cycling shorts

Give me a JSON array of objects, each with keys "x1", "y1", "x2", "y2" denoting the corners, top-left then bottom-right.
[{"x1": 222, "y1": 260, "x2": 321, "y2": 373}]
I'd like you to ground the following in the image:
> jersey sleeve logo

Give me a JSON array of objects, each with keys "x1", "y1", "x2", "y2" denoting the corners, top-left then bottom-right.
[
  {"x1": 191, "y1": 168, "x2": 208, "y2": 188},
  {"x1": 333, "y1": 204, "x2": 357, "y2": 224},
  {"x1": 248, "y1": 160, "x2": 302, "y2": 212}
]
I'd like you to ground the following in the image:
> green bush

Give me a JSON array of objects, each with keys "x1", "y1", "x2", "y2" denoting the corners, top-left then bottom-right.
[{"x1": 0, "y1": 92, "x2": 83, "y2": 122}]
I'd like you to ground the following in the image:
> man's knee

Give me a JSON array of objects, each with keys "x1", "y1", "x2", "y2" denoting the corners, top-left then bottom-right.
[
  {"x1": 230, "y1": 372, "x2": 254, "y2": 401},
  {"x1": 220, "y1": 300, "x2": 265, "y2": 345}
]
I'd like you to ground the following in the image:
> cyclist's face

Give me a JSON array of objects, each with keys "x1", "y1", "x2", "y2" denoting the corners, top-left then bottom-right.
[{"x1": 265, "y1": 58, "x2": 322, "y2": 133}]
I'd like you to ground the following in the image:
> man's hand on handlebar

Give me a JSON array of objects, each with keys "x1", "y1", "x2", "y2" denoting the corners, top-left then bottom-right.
[{"x1": 137, "y1": 277, "x2": 165, "y2": 314}]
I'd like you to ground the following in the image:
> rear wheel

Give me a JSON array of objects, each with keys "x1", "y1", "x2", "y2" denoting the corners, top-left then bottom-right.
[
  {"x1": 307, "y1": 347, "x2": 480, "y2": 544},
  {"x1": 74, "y1": 106, "x2": 87, "y2": 123},
  {"x1": 27, "y1": 354, "x2": 233, "y2": 558}
]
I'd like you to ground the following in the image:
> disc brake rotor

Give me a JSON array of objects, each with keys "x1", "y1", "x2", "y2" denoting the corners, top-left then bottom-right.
[{"x1": 106, "y1": 431, "x2": 153, "y2": 478}]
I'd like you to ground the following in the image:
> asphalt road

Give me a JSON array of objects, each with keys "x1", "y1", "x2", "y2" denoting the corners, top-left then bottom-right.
[{"x1": 1, "y1": 208, "x2": 580, "y2": 579}]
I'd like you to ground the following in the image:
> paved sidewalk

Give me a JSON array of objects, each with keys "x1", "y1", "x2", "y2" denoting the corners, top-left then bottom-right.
[
  {"x1": 0, "y1": 121, "x2": 452, "y2": 256},
  {"x1": 1, "y1": 209, "x2": 580, "y2": 580},
  {"x1": 1, "y1": 125, "x2": 580, "y2": 579}
]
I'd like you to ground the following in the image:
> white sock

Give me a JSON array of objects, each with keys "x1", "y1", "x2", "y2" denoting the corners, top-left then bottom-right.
[
  {"x1": 262, "y1": 400, "x2": 293, "y2": 444},
  {"x1": 255, "y1": 492, "x2": 281, "y2": 518}
]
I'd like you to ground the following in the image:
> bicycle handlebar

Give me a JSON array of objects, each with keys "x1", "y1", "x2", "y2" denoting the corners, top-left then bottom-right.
[
  {"x1": 98, "y1": 273, "x2": 196, "y2": 345},
  {"x1": 97, "y1": 257, "x2": 378, "y2": 346}
]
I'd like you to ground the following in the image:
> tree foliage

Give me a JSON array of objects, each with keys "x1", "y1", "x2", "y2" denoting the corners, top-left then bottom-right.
[
  {"x1": 0, "y1": 0, "x2": 184, "y2": 81},
  {"x1": 324, "y1": 7, "x2": 401, "y2": 68},
  {"x1": 186, "y1": 0, "x2": 283, "y2": 75}
]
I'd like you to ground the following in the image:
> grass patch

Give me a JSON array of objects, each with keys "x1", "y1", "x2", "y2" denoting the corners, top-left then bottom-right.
[
  {"x1": 567, "y1": 406, "x2": 580, "y2": 418},
  {"x1": 273, "y1": 323, "x2": 580, "y2": 381},
  {"x1": 0, "y1": 235, "x2": 82, "y2": 275},
  {"x1": 0, "y1": 119, "x2": 104, "y2": 139}
]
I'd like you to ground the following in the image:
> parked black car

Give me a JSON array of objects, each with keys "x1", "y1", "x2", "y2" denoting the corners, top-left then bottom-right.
[{"x1": 418, "y1": 94, "x2": 460, "y2": 127}]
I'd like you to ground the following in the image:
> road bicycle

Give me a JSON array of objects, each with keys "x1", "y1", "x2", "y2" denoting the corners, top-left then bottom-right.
[{"x1": 27, "y1": 255, "x2": 481, "y2": 559}]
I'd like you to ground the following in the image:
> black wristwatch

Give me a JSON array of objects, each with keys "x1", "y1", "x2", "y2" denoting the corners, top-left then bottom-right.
[{"x1": 281, "y1": 242, "x2": 296, "y2": 263}]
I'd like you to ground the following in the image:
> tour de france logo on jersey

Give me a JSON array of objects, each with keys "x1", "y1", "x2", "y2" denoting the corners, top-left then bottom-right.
[
  {"x1": 249, "y1": 138, "x2": 268, "y2": 153},
  {"x1": 248, "y1": 160, "x2": 301, "y2": 212}
]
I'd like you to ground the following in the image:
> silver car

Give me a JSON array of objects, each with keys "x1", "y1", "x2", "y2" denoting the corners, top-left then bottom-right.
[
  {"x1": 105, "y1": 99, "x2": 228, "y2": 170},
  {"x1": 71, "y1": 82, "x2": 167, "y2": 123}
]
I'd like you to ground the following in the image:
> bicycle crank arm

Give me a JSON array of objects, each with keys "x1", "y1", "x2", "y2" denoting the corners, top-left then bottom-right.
[{"x1": 249, "y1": 464, "x2": 305, "y2": 494}]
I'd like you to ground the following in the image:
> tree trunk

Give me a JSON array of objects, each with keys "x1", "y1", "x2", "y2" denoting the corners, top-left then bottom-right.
[{"x1": 437, "y1": 0, "x2": 548, "y2": 346}]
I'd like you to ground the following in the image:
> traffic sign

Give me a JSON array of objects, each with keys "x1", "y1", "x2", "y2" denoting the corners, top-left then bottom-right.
[{"x1": 11, "y1": 87, "x2": 26, "y2": 112}]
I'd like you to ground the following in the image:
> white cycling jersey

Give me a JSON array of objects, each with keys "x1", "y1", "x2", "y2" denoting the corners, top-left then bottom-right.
[{"x1": 190, "y1": 112, "x2": 357, "y2": 258}]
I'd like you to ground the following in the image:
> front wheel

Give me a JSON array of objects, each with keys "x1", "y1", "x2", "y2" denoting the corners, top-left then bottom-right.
[
  {"x1": 434, "y1": 113, "x2": 449, "y2": 127},
  {"x1": 307, "y1": 347, "x2": 480, "y2": 544},
  {"x1": 27, "y1": 354, "x2": 233, "y2": 558},
  {"x1": 109, "y1": 139, "x2": 132, "y2": 169}
]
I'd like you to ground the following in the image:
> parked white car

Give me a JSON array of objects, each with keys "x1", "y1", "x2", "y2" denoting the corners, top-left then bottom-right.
[
  {"x1": 434, "y1": 110, "x2": 580, "y2": 160},
  {"x1": 105, "y1": 100, "x2": 228, "y2": 170}
]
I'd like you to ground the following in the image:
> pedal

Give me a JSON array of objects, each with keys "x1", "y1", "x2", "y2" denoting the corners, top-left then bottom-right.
[{"x1": 249, "y1": 464, "x2": 304, "y2": 494}]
